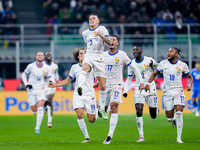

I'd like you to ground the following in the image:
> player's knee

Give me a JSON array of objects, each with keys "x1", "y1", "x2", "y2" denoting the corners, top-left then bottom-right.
[
  {"x1": 88, "y1": 117, "x2": 95, "y2": 123},
  {"x1": 46, "y1": 100, "x2": 52, "y2": 106},
  {"x1": 136, "y1": 109, "x2": 143, "y2": 117},
  {"x1": 150, "y1": 113, "x2": 157, "y2": 119},
  {"x1": 110, "y1": 103, "x2": 118, "y2": 113},
  {"x1": 100, "y1": 84, "x2": 106, "y2": 91},
  {"x1": 77, "y1": 113, "x2": 84, "y2": 119}
]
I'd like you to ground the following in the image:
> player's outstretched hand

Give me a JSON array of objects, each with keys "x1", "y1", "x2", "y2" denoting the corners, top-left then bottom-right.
[
  {"x1": 139, "y1": 83, "x2": 145, "y2": 93},
  {"x1": 26, "y1": 84, "x2": 32, "y2": 90},
  {"x1": 186, "y1": 84, "x2": 191, "y2": 91},
  {"x1": 123, "y1": 93, "x2": 128, "y2": 98},
  {"x1": 93, "y1": 82, "x2": 99, "y2": 88},
  {"x1": 48, "y1": 82, "x2": 54, "y2": 88}
]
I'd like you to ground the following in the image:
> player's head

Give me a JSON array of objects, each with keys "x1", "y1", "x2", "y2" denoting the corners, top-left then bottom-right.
[
  {"x1": 36, "y1": 52, "x2": 44, "y2": 62},
  {"x1": 45, "y1": 52, "x2": 52, "y2": 62},
  {"x1": 167, "y1": 47, "x2": 182, "y2": 61},
  {"x1": 195, "y1": 61, "x2": 200, "y2": 70},
  {"x1": 73, "y1": 48, "x2": 85, "y2": 62},
  {"x1": 133, "y1": 45, "x2": 143, "y2": 58},
  {"x1": 109, "y1": 35, "x2": 119, "y2": 50},
  {"x1": 89, "y1": 13, "x2": 100, "y2": 28}
]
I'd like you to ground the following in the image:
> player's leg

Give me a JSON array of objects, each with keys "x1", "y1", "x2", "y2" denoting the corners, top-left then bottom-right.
[
  {"x1": 192, "y1": 90, "x2": 197, "y2": 114},
  {"x1": 30, "y1": 105, "x2": 37, "y2": 115},
  {"x1": 163, "y1": 96, "x2": 176, "y2": 127},
  {"x1": 175, "y1": 105, "x2": 184, "y2": 143},
  {"x1": 149, "y1": 107, "x2": 157, "y2": 119},
  {"x1": 103, "y1": 102, "x2": 119, "y2": 144},
  {"x1": 196, "y1": 96, "x2": 200, "y2": 116},
  {"x1": 46, "y1": 94, "x2": 54, "y2": 127},
  {"x1": 96, "y1": 76, "x2": 108, "y2": 120},
  {"x1": 147, "y1": 95, "x2": 159, "y2": 119},
  {"x1": 28, "y1": 94, "x2": 37, "y2": 115},
  {"x1": 135, "y1": 103, "x2": 145, "y2": 142},
  {"x1": 196, "y1": 90, "x2": 200, "y2": 116},
  {"x1": 165, "y1": 109, "x2": 176, "y2": 126},
  {"x1": 77, "y1": 63, "x2": 91, "y2": 95},
  {"x1": 192, "y1": 97, "x2": 197, "y2": 113},
  {"x1": 35, "y1": 99, "x2": 45, "y2": 133},
  {"x1": 76, "y1": 108, "x2": 91, "y2": 143}
]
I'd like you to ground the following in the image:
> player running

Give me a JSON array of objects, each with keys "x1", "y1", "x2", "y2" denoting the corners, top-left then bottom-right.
[
  {"x1": 191, "y1": 61, "x2": 200, "y2": 116},
  {"x1": 49, "y1": 48, "x2": 98, "y2": 143},
  {"x1": 77, "y1": 13, "x2": 112, "y2": 120},
  {"x1": 22, "y1": 52, "x2": 52, "y2": 133},
  {"x1": 123, "y1": 46, "x2": 159, "y2": 142},
  {"x1": 94, "y1": 35, "x2": 144, "y2": 144},
  {"x1": 142, "y1": 47, "x2": 193, "y2": 143},
  {"x1": 43, "y1": 52, "x2": 59, "y2": 127}
]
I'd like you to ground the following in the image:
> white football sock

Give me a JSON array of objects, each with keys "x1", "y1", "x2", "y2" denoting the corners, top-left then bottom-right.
[
  {"x1": 35, "y1": 107, "x2": 44, "y2": 130},
  {"x1": 176, "y1": 111, "x2": 183, "y2": 140},
  {"x1": 78, "y1": 71, "x2": 87, "y2": 87},
  {"x1": 95, "y1": 106, "x2": 98, "y2": 120},
  {"x1": 77, "y1": 118, "x2": 89, "y2": 139},
  {"x1": 108, "y1": 113, "x2": 118, "y2": 138},
  {"x1": 100, "y1": 90, "x2": 106, "y2": 110},
  {"x1": 47, "y1": 105, "x2": 52, "y2": 123},
  {"x1": 136, "y1": 116, "x2": 144, "y2": 138}
]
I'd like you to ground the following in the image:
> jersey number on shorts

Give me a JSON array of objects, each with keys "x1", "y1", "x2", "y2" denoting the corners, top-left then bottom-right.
[
  {"x1": 154, "y1": 97, "x2": 157, "y2": 103},
  {"x1": 180, "y1": 96, "x2": 184, "y2": 103},
  {"x1": 91, "y1": 105, "x2": 95, "y2": 110},
  {"x1": 37, "y1": 77, "x2": 41, "y2": 81},
  {"x1": 170, "y1": 74, "x2": 175, "y2": 81},
  {"x1": 114, "y1": 91, "x2": 119, "y2": 98},
  {"x1": 107, "y1": 65, "x2": 113, "y2": 71}
]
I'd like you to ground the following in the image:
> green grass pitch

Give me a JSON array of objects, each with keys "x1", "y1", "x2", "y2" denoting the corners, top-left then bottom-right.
[{"x1": 0, "y1": 114, "x2": 200, "y2": 150}]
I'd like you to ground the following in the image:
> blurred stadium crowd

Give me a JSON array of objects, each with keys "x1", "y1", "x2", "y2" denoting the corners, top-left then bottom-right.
[{"x1": 42, "y1": 0, "x2": 200, "y2": 34}]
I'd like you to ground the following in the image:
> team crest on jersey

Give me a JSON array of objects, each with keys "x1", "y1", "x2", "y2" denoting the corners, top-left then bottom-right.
[
  {"x1": 144, "y1": 64, "x2": 148, "y2": 68},
  {"x1": 115, "y1": 58, "x2": 120, "y2": 63},
  {"x1": 42, "y1": 71, "x2": 46, "y2": 74},
  {"x1": 176, "y1": 67, "x2": 181, "y2": 73},
  {"x1": 94, "y1": 31, "x2": 97, "y2": 36},
  {"x1": 52, "y1": 69, "x2": 55, "y2": 72}
]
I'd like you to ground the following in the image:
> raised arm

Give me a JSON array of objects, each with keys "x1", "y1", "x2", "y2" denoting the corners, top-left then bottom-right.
[
  {"x1": 95, "y1": 31, "x2": 112, "y2": 46},
  {"x1": 49, "y1": 76, "x2": 73, "y2": 88}
]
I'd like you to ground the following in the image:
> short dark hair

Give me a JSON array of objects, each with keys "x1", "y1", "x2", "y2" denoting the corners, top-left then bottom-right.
[
  {"x1": 73, "y1": 48, "x2": 84, "y2": 62},
  {"x1": 134, "y1": 45, "x2": 142, "y2": 50},
  {"x1": 111, "y1": 35, "x2": 119, "y2": 42}
]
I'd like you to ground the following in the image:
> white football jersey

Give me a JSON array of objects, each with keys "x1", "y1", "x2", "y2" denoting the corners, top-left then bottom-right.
[
  {"x1": 128, "y1": 56, "x2": 157, "y2": 87},
  {"x1": 156, "y1": 59, "x2": 190, "y2": 96},
  {"x1": 68, "y1": 63, "x2": 95, "y2": 97},
  {"x1": 82, "y1": 25, "x2": 109, "y2": 60},
  {"x1": 24, "y1": 62, "x2": 51, "y2": 91},
  {"x1": 104, "y1": 50, "x2": 132, "y2": 87},
  {"x1": 44, "y1": 61, "x2": 59, "y2": 84}
]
